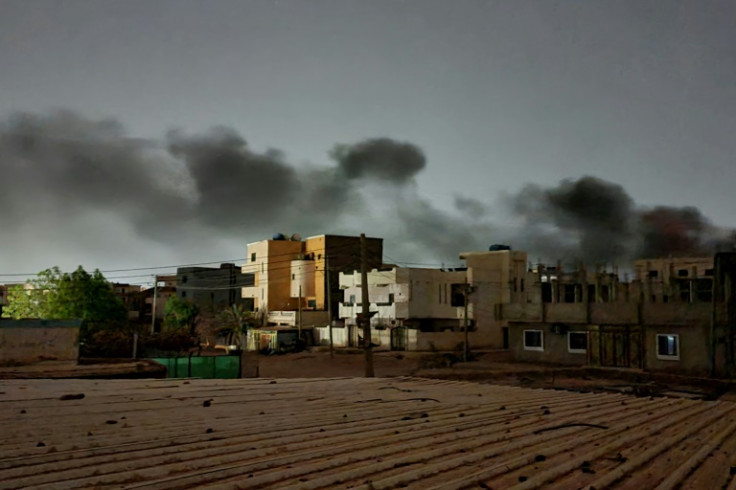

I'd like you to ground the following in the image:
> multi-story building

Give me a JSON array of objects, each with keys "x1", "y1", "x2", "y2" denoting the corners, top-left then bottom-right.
[
  {"x1": 459, "y1": 248, "x2": 529, "y2": 349},
  {"x1": 497, "y1": 253, "x2": 736, "y2": 376},
  {"x1": 337, "y1": 266, "x2": 467, "y2": 350},
  {"x1": 241, "y1": 234, "x2": 383, "y2": 327},
  {"x1": 176, "y1": 263, "x2": 254, "y2": 313}
]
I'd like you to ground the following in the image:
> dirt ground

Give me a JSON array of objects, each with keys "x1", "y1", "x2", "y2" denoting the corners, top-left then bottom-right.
[
  {"x1": 4, "y1": 348, "x2": 736, "y2": 400},
  {"x1": 257, "y1": 348, "x2": 736, "y2": 401}
]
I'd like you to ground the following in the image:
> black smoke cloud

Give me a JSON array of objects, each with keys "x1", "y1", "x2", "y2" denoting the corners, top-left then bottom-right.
[
  {"x1": 331, "y1": 138, "x2": 426, "y2": 183},
  {"x1": 0, "y1": 109, "x2": 732, "y2": 275},
  {"x1": 507, "y1": 176, "x2": 734, "y2": 264},
  {"x1": 0, "y1": 110, "x2": 435, "y2": 272}
]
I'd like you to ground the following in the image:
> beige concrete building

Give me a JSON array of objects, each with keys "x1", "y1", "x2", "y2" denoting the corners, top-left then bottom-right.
[
  {"x1": 242, "y1": 234, "x2": 383, "y2": 327},
  {"x1": 337, "y1": 266, "x2": 467, "y2": 350},
  {"x1": 459, "y1": 249, "x2": 529, "y2": 349},
  {"x1": 497, "y1": 253, "x2": 736, "y2": 376}
]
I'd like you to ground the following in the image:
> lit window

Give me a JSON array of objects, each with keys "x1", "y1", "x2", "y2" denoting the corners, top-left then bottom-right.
[
  {"x1": 523, "y1": 330, "x2": 543, "y2": 351},
  {"x1": 657, "y1": 334, "x2": 680, "y2": 360},
  {"x1": 568, "y1": 332, "x2": 587, "y2": 354}
]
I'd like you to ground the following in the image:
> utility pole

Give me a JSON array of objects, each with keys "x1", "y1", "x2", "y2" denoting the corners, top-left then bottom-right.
[
  {"x1": 298, "y1": 284, "x2": 302, "y2": 342},
  {"x1": 360, "y1": 233, "x2": 375, "y2": 377},
  {"x1": 326, "y1": 255, "x2": 334, "y2": 358},
  {"x1": 463, "y1": 278, "x2": 475, "y2": 363},
  {"x1": 150, "y1": 275, "x2": 158, "y2": 335}
]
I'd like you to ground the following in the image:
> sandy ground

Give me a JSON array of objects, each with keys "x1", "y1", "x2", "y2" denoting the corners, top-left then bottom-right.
[{"x1": 3, "y1": 349, "x2": 735, "y2": 400}]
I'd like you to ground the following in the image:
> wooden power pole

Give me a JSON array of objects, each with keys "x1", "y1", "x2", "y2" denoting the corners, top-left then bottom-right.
[
  {"x1": 326, "y1": 255, "x2": 334, "y2": 358},
  {"x1": 360, "y1": 233, "x2": 375, "y2": 377}
]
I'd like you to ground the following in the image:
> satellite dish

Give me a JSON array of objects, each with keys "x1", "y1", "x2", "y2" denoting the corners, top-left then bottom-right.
[{"x1": 291, "y1": 233, "x2": 302, "y2": 241}]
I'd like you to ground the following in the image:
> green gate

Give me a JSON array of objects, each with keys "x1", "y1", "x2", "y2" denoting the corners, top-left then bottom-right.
[{"x1": 150, "y1": 355, "x2": 241, "y2": 379}]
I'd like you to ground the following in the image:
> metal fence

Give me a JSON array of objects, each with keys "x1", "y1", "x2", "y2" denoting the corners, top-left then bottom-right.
[{"x1": 150, "y1": 354, "x2": 240, "y2": 379}]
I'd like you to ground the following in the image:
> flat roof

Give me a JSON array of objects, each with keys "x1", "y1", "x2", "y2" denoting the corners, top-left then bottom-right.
[{"x1": 1, "y1": 377, "x2": 734, "y2": 488}]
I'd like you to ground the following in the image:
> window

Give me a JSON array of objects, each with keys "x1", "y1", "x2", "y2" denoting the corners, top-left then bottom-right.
[
  {"x1": 657, "y1": 334, "x2": 679, "y2": 360},
  {"x1": 307, "y1": 299, "x2": 316, "y2": 308},
  {"x1": 563, "y1": 284, "x2": 576, "y2": 303},
  {"x1": 389, "y1": 293, "x2": 394, "y2": 304},
  {"x1": 181, "y1": 291, "x2": 187, "y2": 298},
  {"x1": 648, "y1": 270, "x2": 659, "y2": 278},
  {"x1": 182, "y1": 276, "x2": 188, "y2": 284},
  {"x1": 705, "y1": 268, "x2": 714, "y2": 276},
  {"x1": 523, "y1": 330, "x2": 543, "y2": 351},
  {"x1": 251, "y1": 252, "x2": 256, "y2": 262},
  {"x1": 291, "y1": 273, "x2": 295, "y2": 279},
  {"x1": 568, "y1": 332, "x2": 587, "y2": 354},
  {"x1": 678, "y1": 269, "x2": 689, "y2": 277}
]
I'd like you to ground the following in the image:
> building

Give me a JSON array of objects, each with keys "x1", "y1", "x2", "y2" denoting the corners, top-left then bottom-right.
[
  {"x1": 336, "y1": 266, "x2": 467, "y2": 350},
  {"x1": 176, "y1": 263, "x2": 254, "y2": 313},
  {"x1": 459, "y1": 248, "x2": 529, "y2": 349},
  {"x1": 497, "y1": 253, "x2": 736, "y2": 376},
  {"x1": 241, "y1": 234, "x2": 383, "y2": 327},
  {"x1": 140, "y1": 274, "x2": 177, "y2": 331}
]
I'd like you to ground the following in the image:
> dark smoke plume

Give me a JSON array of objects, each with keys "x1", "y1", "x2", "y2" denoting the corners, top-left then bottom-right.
[
  {"x1": 507, "y1": 176, "x2": 733, "y2": 264},
  {"x1": 0, "y1": 109, "x2": 732, "y2": 275},
  {"x1": 331, "y1": 138, "x2": 426, "y2": 184}
]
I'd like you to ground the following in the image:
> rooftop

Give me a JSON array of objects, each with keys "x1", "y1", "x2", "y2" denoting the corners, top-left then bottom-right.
[{"x1": 1, "y1": 377, "x2": 735, "y2": 488}]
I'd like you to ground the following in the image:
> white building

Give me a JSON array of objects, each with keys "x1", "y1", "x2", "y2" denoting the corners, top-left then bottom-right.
[{"x1": 337, "y1": 267, "x2": 469, "y2": 350}]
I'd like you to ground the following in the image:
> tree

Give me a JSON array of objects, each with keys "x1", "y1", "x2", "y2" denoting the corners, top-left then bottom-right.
[
  {"x1": 2, "y1": 266, "x2": 129, "y2": 342},
  {"x1": 215, "y1": 304, "x2": 252, "y2": 349},
  {"x1": 163, "y1": 296, "x2": 200, "y2": 335}
]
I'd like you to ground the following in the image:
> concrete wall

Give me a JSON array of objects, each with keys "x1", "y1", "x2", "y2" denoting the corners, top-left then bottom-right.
[
  {"x1": 508, "y1": 323, "x2": 590, "y2": 366},
  {"x1": 0, "y1": 320, "x2": 81, "y2": 363},
  {"x1": 409, "y1": 331, "x2": 468, "y2": 351},
  {"x1": 643, "y1": 324, "x2": 711, "y2": 376},
  {"x1": 313, "y1": 326, "x2": 349, "y2": 347}
]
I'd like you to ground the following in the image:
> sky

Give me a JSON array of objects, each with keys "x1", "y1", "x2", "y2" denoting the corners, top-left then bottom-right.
[{"x1": 1, "y1": 0, "x2": 734, "y2": 285}]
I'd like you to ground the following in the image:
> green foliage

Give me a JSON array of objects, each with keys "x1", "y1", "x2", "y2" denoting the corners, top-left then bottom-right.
[
  {"x1": 163, "y1": 296, "x2": 200, "y2": 334},
  {"x1": 216, "y1": 304, "x2": 253, "y2": 348},
  {"x1": 2, "y1": 266, "x2": 128, "y2": 342}
]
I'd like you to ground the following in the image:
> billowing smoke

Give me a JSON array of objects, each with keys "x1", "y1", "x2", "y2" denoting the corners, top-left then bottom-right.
[
  {"x1": 0, "y1": 109, "x2": 732, "y2": 275},
  {"x1": 507, "y1": 176, "x2": 733, "y2": 264},
  {"x1": 331, "y1": 138, "x2": 425, "y2": 183}
]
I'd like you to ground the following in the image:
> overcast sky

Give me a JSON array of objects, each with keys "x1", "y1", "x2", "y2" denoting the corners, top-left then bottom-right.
[{"x1": 1, "y1": 0, "x2": 734, "y2": 284}]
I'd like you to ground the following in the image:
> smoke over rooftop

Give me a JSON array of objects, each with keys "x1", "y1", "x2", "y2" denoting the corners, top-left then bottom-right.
[{"x1": 0, "y1": 109, "x2": 733, "y2": 274}]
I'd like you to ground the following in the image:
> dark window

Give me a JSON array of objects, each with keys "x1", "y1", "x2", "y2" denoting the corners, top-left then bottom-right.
[
  {"x1": 678, "y1": 269, "x2": 689, "y2": 277},
  {"x1": 181, "y1": 291, "x2": 187, "y2": 298},
  {"x1": 182, "y1": 276, "x2": 188, "y2": 284},
  {"x1": 524, "y1": 330, "x2": 543, "y2": 350},
  {"x1": 389, "y1": 293, "x2": 394, "y2": 304},
  {"x1": 307, "y1": 299, "x2": 316, "y2": 308},
  {"x1": 568, "y1": 332, "x2": 587, "y2": 353},
  {"x1": 450, "y1": 284, "x2": 466, "y2": 307},
  {"x1": 587, "y1": 284, "x2": 596, "y2": 303},
  {"x1": 648, "y1": 270, "x2": 659, "y2": 278},
  {"x1": 251, "y1": 252, "x2": 256, "y2": 262},
  {"x1": 291, "y1": 273, "x2": 295, "y2": 280},
  {"x1": 657, "y1": 334, "x2": 679, "y2": 359},
  {"x1": 520, "y1": 278, "x2": 525, "y2": 292},
  {"x1": 564, "y1": 284, "x2": 576, "y2": 303},
  {"x1": 705, "y1": 268, "x2": 714, "y2": 276},
  {"x1": 600, "y1": 285, "x2": 609, "y2": 302},
  {"x1": 541, "y1": 282, "x2": 552, "y2": 303}
]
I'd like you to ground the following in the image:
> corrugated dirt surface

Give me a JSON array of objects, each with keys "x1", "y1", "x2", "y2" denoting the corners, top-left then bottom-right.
[{"x1": 1, "y1": 377, "x2": 735, "y2": 489}]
